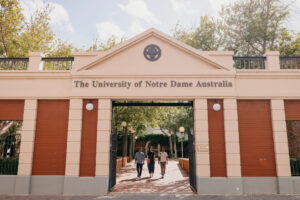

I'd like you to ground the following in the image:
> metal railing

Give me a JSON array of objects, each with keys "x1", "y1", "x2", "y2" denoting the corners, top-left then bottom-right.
[
  {"x1": 42, "y1": 57, "x2": 74, "y2": 71},
  {"x1": 290, "y1": 158, "x2": 300, "y2": 176},
  {"x1": 233, "y1": 56, "x2": 266, "y2": 69},
  {"x1": 0, "y1": 121, "x2": 22, "y2": 175},
  {"x1": 0, "y1": 58, "x2": 29, "y2": 71},
  {"x1": 280, "y1": 57, "x2": 300, "y2": 69}
]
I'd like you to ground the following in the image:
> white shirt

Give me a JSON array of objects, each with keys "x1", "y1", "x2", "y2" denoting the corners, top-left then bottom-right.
[{"x1": 160, "y1": 152, "x2": 168, "y2": 162}]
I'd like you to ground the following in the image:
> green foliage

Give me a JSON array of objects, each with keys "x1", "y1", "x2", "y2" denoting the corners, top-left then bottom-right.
[
  {"x1": 0, "y1": 120, "x2": 22, "y2": 141},
  {"x1": 19, "y1": 5, "x2": 54, "y2": 56},
  {"x1": 0, "y1": 0, "x2": 74, "y2": 57},
  {"x1": 112, "y1": 104, "x2": 193, "y2": 136},
  {"x1": 279, "y1": 35, "x2": 300, "y2": 56},
  {"x1": 173, "y1": 0, "x2": 298, "y2": 56},
  {"x1": 173, "y1": 16, "x2": 224, "y2": 51},
  {"x1": 0, "y1": 0, "x2": 24, "y2": 57},
  {"x1": 137, "y1": 134, "x2": 169, "y2": 146},
  {"x1": 113, "y1": 105, "x2": 164, "y2": 136},
  {"x1": 220, "y1": 0, "x2": 292, "y2": 56},
  {"x1": 0, "y1": 120, "x2": 22, "y2": 158},
  {"x1": 47, "y1": 38, "x2": 76, "y2": 57},
  {"x1": 87, "y1": 35, "x2": 126, "y2": 52},
  {"x1": 159, "y1": 106, "x2": 193, "y2": 135}
]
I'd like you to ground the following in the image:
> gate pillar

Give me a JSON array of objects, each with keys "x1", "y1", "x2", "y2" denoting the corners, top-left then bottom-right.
[
  {"x1": 96, "y1": 99, "x2": 111, "y2": 189},
  {"x1": 15, "y1": 99, "x2": 37, "y2": 194},
  {"x1": 65, "y1": 99, "x2": 82, "y2": 177},
  {"x1": 271, "y1": 99, "x2": 292, "y2": 194},
  {"x1": 194, "y1": 99, "x2": 210, "y2": 178},
  {"x1": 223, "y1": 99, "x2": 241, "y2": 177}
]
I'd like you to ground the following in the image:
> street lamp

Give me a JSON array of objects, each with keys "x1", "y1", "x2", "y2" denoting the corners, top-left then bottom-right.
[
  {"x1": 128, "y1": 128, "x2": 135, "y2": 160},
  {"x1": 121, "y1": 121, "x2": 127, "y2": 167},
  {"x1": 131, "y1": 129, "x2": 135, "y2": 159},
  {"x1": 133, "y1": 135, "x2": 138, "y2": 157},
  {"x1": 179, "y1": 127, "x2": 185, "y2": 158}
]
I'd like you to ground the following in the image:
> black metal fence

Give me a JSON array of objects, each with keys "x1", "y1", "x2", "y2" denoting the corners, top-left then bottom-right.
[
  {"x1": 290, "y1": 158, "x2": 300, "y2": 176},
  {"x1": 42, "y1": 57, "x2": 74, "y2": 70},
  {"x1": 0, "y1": 58, "x2": 29, "y2": 70},
  {"x1": 233, "y1": 57, "x2": 266, "y2": 69},
  {"x1": 0, "y1": 121, "x2": 22, "y2": 175},
  {"x1": 280, "y1": 57, "x2": 300, "y2": 69},
  {"x1": 286, "y1": 120, "x2": 300, "y2": 176}
]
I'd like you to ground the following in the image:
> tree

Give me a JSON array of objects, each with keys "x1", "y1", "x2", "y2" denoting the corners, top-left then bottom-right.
[
  {"x1": 173, "y1": 0, "x2": 298, "y2": 56},
  {"x1": 112, "y1": 105, "x2": 161, "y2": 157},
  {"x1": 220, "y1": 0, "x2": 292, "y2": 56},
  {"x1": 279, "y1": 33, "x2": 300, "y2": 56},
  {"x1": 0, "y1": 0, "x2": 24, "y2": 57},
  {"x1": 0, "y1": 120, "x2": 22, "y2": 157},
  {"x1": 18, "y1": 5, "x2": 54, "y2": 57},
  {"x1": 173, "y1": 16, "x2": 224, "y2": 51},
  {"x1": 87, "y1": 35, "x2": 126, "y2": 52},
  {"x1": 0, "y1": 0, "x2": 74, "y2": 57},
  {"x1": 47, "y1": 38, "x2": 75, "y2": 57},
  {"x1": 159, "y1": 107, "x2": 193, "y2": 158}
]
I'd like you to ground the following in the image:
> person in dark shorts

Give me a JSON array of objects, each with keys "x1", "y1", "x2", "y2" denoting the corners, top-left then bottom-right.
[
  {"x1": 147, "y1": 146, "x2": 155, "y2": 178},
  {"x1": 135, "y1": 147, "x2": 145, "y2": 178}
]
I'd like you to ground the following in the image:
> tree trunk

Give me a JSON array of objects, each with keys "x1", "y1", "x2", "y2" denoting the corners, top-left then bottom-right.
[
  {"x1": 0, "y1": 121, "x2": 14, "y2": 136},
  {"x1": 173, "y1": 133, "x2": 177, "y2": 158},
  {"x1": 168, "y1": 135, "x2": 173, "y2": 158}
]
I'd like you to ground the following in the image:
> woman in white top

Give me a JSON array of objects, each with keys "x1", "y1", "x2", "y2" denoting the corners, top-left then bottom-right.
[{"x1": 158, "y1": 147, "x2": 168, "y2": 178}]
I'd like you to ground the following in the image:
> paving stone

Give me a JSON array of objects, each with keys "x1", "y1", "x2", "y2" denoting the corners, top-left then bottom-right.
[{"x1": 111, "y1": 159, "x2": 192, "y2": 193}]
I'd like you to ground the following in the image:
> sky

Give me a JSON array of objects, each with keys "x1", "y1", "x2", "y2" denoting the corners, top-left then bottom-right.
[{"x1": 20, "y1": 0, "x2": 300, "y2": 50}]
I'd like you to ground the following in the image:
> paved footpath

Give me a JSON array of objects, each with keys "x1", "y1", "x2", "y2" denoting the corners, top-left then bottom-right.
[
  {"x1": 0, "y1": 194, "x2": 300, "y2": 200},
  {"x1": 111, "y1": 159, "x2": 192, "y2": 193}
]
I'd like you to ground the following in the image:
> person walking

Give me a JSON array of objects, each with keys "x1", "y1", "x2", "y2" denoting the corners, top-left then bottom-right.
[
  {"x1": 158, "y1": 147, "x2": 168, "y2": 178},
  {"x1": 147, "y1": 146, "x2": 155, "y2": 178},
  {"x1": 135, "y1": 147, "x2": 145, "y2": 178}
]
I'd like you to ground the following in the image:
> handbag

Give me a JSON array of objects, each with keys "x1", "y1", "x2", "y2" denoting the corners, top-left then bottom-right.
[{"x1": 147, "y1": 159, "x2": 150, "y2": 164}]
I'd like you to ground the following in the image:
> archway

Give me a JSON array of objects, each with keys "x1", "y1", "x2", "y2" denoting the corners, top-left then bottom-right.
[{"x1": 109, "y1": 101, "x2": 196, "y2": 193}]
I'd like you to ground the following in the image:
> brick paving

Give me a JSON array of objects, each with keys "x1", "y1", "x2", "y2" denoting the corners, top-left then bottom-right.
[
  {"x1": 1, "y1": 194, "x2": 300, "y2": 200},
  {"x1": 111, "y1": 159, "x2": 193, "y2": 193}
]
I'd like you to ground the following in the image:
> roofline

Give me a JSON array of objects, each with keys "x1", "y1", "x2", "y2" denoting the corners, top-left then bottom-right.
[{"x1": 76, "y1": 28, "x2": 230, "y2": 71}]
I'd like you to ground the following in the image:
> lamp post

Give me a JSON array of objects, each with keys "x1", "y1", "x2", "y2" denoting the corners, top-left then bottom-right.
[
  {"x1": 133, "y1": 135, "x2": 138, "y2": 157},
  {"x1": 121, "y1": 121, "x2": 127, "y2": 167},
  {"x1": 128, "y1": 128, "x2": 134, "y2": 160},
  {"x1": 131, "y1": 129, "x2": 135, "y2": 159},
  {"x1": 179, "y1": 127, "x2": 185, "y2": 158}
]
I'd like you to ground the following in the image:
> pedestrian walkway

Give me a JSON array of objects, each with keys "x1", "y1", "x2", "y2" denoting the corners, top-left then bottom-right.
[
  {"x1": 1, "y1": 194, "x2": 300, "y2": 200},
  {"x1": 111, "y1": 159, "x2": 193, "y2": 193}
]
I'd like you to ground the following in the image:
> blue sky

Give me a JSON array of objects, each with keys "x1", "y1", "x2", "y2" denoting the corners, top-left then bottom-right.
[{"x1": 20, "y1": 0, "x2": 300, "y2": 50}]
